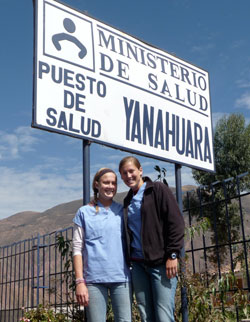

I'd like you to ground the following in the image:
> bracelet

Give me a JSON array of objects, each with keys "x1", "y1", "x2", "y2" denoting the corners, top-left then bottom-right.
[{"x1": 75, "y1": 278, "x2": 85, "y2": 285}]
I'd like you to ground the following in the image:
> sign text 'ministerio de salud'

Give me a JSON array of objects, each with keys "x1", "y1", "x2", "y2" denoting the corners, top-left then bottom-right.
[{"x1": 33, "y1": 0, "x2": 214, "y2": 171}]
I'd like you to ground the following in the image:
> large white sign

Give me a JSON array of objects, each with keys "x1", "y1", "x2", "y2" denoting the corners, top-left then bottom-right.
[{"x1": 33, "y1": 0, "x2": 215, "y2": 172}]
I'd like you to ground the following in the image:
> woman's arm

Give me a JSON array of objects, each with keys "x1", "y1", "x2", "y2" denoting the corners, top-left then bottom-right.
[
  {"x1": 73, "y1": 254, "x2": 89, "y2": 306},
  {"x1": 73, "y1": 225, "x2": 89, "y2": 306}
]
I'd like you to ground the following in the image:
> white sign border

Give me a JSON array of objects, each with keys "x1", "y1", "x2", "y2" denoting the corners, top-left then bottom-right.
[{"x1": 32, "y1": 0, "x2": 215, "y2": 173}]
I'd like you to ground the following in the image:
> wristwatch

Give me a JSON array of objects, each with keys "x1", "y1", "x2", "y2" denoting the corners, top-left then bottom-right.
[{"x1": 169, "y1": 252, "x2": 177, "y2": 260}]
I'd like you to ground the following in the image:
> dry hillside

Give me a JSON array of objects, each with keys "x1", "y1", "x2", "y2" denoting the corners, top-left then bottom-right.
[{"x1": 0, "y1": 187, "x2": 249, "y2": 248}]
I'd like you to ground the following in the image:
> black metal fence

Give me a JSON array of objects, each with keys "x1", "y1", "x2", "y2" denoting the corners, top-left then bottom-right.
[
  {"x1": 0, "y1": 228, "x2": 75, "y2": 322},
  {"x1": 0, "y1": 173, "x2": 249, "y2": 322},
  {"x1": 182, "y1": 172, "x2": 250, "y2": 321}
]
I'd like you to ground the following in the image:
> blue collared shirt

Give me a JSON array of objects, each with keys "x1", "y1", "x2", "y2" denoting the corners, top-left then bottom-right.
[
  {"x1": 73, "y1": 201, "x2": 131, "y2": 283},
  {"x1": 127, "y1": 182, "x2": 146, "y2": 259}
]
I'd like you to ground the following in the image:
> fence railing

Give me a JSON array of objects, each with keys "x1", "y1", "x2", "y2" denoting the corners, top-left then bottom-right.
[
  {"x1": 182, "y1": 172, "x2": 250, "y2": 321},
  {"x1": 0, "y1": 228, "x2": 75, "y2": 322},
  {"x1": 0, "y1": 173, "x2": 249, "y2": 322}
]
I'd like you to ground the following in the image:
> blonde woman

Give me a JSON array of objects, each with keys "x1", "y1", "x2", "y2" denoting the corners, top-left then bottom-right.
[{"x1": 72, "y1": 168, "x2": 132, "y2": 322}]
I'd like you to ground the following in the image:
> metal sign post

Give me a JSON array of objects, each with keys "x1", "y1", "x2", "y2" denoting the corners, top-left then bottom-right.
[
  {"x1": 82, "y1": 140, "x2": 91, "y2": 205},
  {"x1": 82, "y1": 139, "x2": 90, "y2": 322},
  {"x1": 175, "y1": 163, "x2": 188, "y2": 322}
]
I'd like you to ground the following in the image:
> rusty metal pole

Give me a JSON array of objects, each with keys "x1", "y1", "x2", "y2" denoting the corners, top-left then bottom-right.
[{"x1": 175, "y1": 163, "x2": 188, "y2": 322}]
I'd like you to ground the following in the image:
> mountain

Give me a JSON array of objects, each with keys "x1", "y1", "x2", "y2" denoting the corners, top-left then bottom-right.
[
  {"x1": 0, "y1": 192, "x2": 127, "y2": 247},
  {"x1": 1, "y1": 186, "x2": 249, "y2": 248}
]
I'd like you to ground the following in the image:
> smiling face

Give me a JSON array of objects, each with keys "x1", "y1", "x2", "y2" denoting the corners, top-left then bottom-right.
[
  {"x1": 95, "y1": 172, "x2": 117, "y2": 205},
  {"x1": 120, "y1": 161, "x2": 144, "y2": 192}
]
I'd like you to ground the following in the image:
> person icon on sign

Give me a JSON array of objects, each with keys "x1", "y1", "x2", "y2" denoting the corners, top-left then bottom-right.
[{"x1": 52, "y1": 18, "x2": 87, "y2": 59}]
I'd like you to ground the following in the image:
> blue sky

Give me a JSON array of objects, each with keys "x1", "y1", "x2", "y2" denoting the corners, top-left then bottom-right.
[{"x1": 0, "y1": 0, "x2": 250, "y2": 220}]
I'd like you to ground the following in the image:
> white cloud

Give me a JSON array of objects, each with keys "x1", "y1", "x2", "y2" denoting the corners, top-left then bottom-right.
[
  {"x1": 0, "y1": 126, "x2": 40, "y2": 160},
  {"x1": 0, "y1": 166, "x2": 82, "y2": 220},
  {"x1": 231, "y1": 39, "x2": 246, "y2": 49},
  {"x1": 181, "y1": 167, "x2": 197, "y2": 186},
  {"x1": 235, "y1": 92, "x2": 250, "y2": 110},
  {"x1": 235, "y1": 79, "x2": 250, "y2": 89},
  {"x1": 190, "y1": 43, "x2": 215, "y2": 53}
]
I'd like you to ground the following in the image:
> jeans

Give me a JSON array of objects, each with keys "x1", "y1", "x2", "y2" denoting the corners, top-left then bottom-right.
[
  {"x1": 86, "y1": 282, "x2": 132, "y2": 322},
  {"x1": 131, "y1": 262, "x2": 177, "y2": 322}
]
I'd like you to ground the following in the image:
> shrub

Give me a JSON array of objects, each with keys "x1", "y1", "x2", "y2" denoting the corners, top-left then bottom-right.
[
  {"x1": 175, "y1": 270, "x2": 250, "y2": 322},
  {"x1": 20, "y1": 305, "x2": 67, "y2": 322}
]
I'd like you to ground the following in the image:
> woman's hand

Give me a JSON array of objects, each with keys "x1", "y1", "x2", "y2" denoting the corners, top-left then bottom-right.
[
  {"x1": 166, "y1": 258, "x2": 178, "y2": 279},
  {"x1": 76, "y1": 283, "x2": 89, "y2": 306}
]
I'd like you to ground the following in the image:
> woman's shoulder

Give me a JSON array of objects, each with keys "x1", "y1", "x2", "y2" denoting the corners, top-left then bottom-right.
[
  {"x1": 73, "y1": 204, "x2": 96, "y2": 227},
  {"x1": 76, "y1": 204, "x2": 96, "y2": 217},
  {"x1": 152, "y1": 180, "x2": 170, "y2": 191}
]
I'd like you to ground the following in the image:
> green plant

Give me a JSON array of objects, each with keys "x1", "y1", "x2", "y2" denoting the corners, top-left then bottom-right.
[
  {"x1": 56, "y1": 234, "x2": 75, "y2": 289},
  {"x1": 185, "y1": 216, "x2": 211, "y2": 239},
  {"x1": 174, "y1": 265, "x2": 250, "y2": 321},
  {"x1": 20, "y1": 304, "x2": 67, "y2": 322},
  {"x1": 154, "y1": 165, "x2": 168, "y2": 185},
  {"x1": 55, "y1": 234, "x2": 86, "y2": 321}
]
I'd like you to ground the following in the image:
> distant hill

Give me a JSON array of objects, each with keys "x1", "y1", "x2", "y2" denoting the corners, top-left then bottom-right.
[
  {"x1": 0, "y1": 185, "x2": 177, "y2": 247},
  {"x1": 0, "y1": 186, "x2": 249, "y2": 248},
  {"x1": 0, "y1": 192, "x2": 127, "y2": 247}
]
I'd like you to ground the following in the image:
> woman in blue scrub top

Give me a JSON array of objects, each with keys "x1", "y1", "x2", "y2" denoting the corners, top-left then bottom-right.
[{"x1": 72, "y1": 168, "x2": 132, "y2": 322}]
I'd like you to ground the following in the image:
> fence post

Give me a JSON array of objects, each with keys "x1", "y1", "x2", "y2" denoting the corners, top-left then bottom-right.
[
  {"x1": 37, "y1": 233, "x2": 40, "y2": 307},
  {"x1": 32, "y1": 233, "x2": 48, "y2": 308}
]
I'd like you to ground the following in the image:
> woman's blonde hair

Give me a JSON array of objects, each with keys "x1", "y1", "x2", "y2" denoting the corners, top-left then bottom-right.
[{"x1": 92, "y1": 168, "x2": 116, "y2": 212}]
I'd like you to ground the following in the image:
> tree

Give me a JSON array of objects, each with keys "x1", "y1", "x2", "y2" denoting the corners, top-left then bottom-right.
[
  {"x1": 189, "y1": 113, "x2": 250, "y2": 263},
  {"x1": 192, "y1": 113, "x2": 250, "y2": 186}
]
